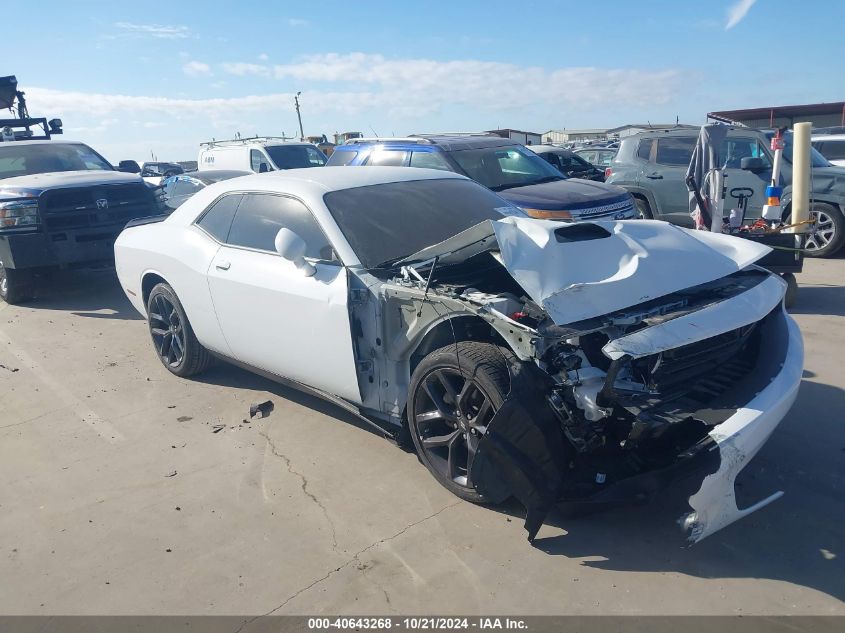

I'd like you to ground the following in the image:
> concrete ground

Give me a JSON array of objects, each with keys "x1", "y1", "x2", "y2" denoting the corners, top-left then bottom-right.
[{"x1": 0, "y1": 257, "x2": 843, "y2": 616}]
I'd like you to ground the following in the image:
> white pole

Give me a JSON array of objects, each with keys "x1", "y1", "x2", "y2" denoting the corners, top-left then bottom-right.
[{"x1": 787, "y1": 122, "x2": 812, "y2": 233}]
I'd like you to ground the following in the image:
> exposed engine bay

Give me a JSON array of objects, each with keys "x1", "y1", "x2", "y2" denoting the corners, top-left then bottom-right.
[{"x1": 350, "y1": 218, "x2": 802, "y2": 544}]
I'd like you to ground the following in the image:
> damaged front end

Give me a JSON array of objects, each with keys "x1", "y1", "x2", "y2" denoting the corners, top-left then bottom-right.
[{"x1": 386, "y1": 217, "x2": 803, "y2": 544}]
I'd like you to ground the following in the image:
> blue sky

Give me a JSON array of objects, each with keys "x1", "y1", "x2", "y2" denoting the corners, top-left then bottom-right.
[{"x1": 5, "y1": 0, "x2": 843, "y2": 162}]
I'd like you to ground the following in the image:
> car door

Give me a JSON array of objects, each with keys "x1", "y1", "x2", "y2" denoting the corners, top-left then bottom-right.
[
  {"x1": 205, "y1": 192, "x2": 361, "y2": 402},
  {"x1": 649, "y1": 136, "x2": 697, "y2": 227},
  {"x1": 720, "y1": 136, "x2": 770, "y2": 220}
]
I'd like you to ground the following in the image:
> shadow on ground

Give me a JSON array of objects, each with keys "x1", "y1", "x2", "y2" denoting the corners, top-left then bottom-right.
[
  {"x1": 22, "y1": 267, "x2": 143, "y2": 321},
  {"x1": 492, "y1": 378, "x2": 845, "y2": 604},
  {"x1": 195, "y1": 362, "x2": 394, "y2": 441},
  {"x1": 197, "y1": 354, "x2": 845, "y2": 605},
  {"x1": 791, "y1": 284, "x2": 845, "y2": 317}
]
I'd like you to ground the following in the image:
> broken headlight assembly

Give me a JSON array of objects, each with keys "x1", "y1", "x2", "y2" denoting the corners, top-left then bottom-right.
[{"x1": 0, "y1": 199, "x2": 39, "y2": 229}]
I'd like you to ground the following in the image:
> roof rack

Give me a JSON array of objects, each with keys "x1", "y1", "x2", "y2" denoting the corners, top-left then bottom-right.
[
  {"x1": 343, "y1": 137, "x2": 433, "y2": 145},
  {"x1": 200, "y1": 135, "x2": 299, "y2": 148}
]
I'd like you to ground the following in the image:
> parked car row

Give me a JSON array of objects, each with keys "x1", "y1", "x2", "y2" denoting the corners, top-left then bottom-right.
[{"x1": 324, "y1": 135, "x2": 637, "y2": 221}]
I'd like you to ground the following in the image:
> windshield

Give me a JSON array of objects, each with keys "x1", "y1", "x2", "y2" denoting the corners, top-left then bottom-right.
[
  {"x1": 323, "y1": 178, "x2": 519, "y2": 269},
  {"x1": 265, "y1": 145, "x2": 327, "y2": 169},
  {"x1": 0, "y1": 143, "x2": 113, "y2": 179},
  {"x1": 765, "y1": 132, "x2": 831, "y2": 167},
  {"x1": 449, "y1": 144, "x2": 564, "y2": 191}
]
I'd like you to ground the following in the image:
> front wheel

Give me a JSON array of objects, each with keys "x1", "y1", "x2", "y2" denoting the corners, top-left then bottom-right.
[
  {"x1": 634, "y1": 197, "x2": 654, "y2": 219},
  {"x1": 0, "y1": 265, "x2": 34, "y2": 305},
  {"x1": 147, "y1": 283, "x2": 212, "y2": 377},
  {"x1": 408, "y1": 341, "x2": 513, "y2": 503}
]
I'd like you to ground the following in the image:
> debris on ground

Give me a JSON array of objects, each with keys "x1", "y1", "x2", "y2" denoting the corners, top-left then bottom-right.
[
  {"x1": 249, "y1": 400, "x2": 274, "y2": 419},
  {"x1": 176, "y1": 416, "x2": 193, "y2": 422},
  {"x1": 0, "y1": 364, "x2": 19, "y2": 373},
  {"x1": 164, "y1": 470, "x2": 177, "y2": 478},
  {"x1": 211, "y1": 424, "x2": 226, "y2": 434}
]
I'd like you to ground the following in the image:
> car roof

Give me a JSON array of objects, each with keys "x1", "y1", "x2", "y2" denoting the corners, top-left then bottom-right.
[
  {"x1": 528, "y1": 145, "x2": 574, "y2": 155},
  {"x1": 812, "y1": 134, "x2": 845, "y2": 141},
  {"x1": 0, "y1": 139, "x2": 89, "y2": 147},
  {"x1": 210, "y1": 165, "x2": 465, "y2": 193},
  {"x1": 337, "y1": 134, "x2": 518, "y2": 152},
  {"x1": 185, "y1": 169, "x2": 252, "y2": 183}
]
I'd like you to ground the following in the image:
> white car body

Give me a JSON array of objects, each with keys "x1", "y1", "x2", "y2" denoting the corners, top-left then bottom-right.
[
  {"x1": 812, "y1": 134, "x2": 845, "y2": 167},
  {"x1": 114, "y1": 167, "x2": 803, "y2": 543}
]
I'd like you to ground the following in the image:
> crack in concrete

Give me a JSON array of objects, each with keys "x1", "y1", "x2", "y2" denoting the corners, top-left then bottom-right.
[
  {"x1": 232, "y1": 500, "x2": 461, "y2": 632},
  {"x1": 260, "y1": 430, "x2": 339, "y2": 551}
]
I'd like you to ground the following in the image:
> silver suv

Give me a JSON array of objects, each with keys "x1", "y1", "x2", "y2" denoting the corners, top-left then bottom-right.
[{"x1": 606, "y1": 127, "x2": 845, "y2": 257}]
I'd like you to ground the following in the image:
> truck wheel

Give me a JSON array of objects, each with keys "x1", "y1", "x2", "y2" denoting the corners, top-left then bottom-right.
[
  {"x1": 802, "y1": 203, "x2": 845, "y2": 258},
  {"x1": 0, "y1": 266, "x2": 34, "y2": 305},
  {"x1": 147, "y1": 283, "x2": 212, "y2": 377},
  {"x1": 408, "y1": 341, "x2": 513, "y2": 503},
  {"x1": 782, "y1": 273, "x2": 798, "y2": 309}
]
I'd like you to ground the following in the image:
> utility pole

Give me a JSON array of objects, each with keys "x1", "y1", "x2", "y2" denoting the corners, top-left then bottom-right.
[{"x1": 294, "y1": 92, "x2": 304, "y2": 141}]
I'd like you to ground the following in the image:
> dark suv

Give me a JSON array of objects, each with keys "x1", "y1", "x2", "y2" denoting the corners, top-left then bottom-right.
[
  {"x1": 326, "y1": 135, "x2": 636, "y2": 221},
  {"x1": 606, "y1": 127, "x2": 845, "y2": 257}
]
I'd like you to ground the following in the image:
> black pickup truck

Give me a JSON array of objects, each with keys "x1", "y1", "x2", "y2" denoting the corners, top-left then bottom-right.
[{"x1": 0, "y1": 140, "x2": 162, "y2": 303}]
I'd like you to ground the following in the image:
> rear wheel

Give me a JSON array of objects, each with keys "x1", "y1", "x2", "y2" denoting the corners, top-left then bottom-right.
[
  {"x1": 147, "y1": 283, "x2": 212, "y2": 377},
  {"x1": 800, "y1": 203, "x2": 845, "y2": 257},
  {"x1": 0, "y1": 266, "x2": 34, "y2": 305},
  {"x1": 408, "y1": 341, "x2": 512, "y2": 503}
]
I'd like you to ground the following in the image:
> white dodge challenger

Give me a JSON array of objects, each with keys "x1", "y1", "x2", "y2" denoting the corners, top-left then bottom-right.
[{"x1": 114, "y1": 167, "x2": 803, "y2": 543}]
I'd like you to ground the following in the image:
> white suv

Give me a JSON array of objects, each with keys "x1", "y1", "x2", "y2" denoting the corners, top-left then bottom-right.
[{"x1": 812, "y1": 134, "x2": 845, "y2": 167}]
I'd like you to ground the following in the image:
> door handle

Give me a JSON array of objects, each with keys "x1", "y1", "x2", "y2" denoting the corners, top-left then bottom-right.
[
  {"x1": 215, "y1": 261, "x2": 231, "y2": 270},
  {"x1": 645, "y1": 173, "x2": 663, "y2": 179}
]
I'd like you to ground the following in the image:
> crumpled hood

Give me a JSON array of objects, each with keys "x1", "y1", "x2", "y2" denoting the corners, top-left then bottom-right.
[
  {"x1": 492, "y1": 217, "x2": 772, "y2": 325},
  {"x1": 0, "y1": 170, "x2": 145, "y2": 197},
  {"x1": 497, "y1": 178, "x2": 629, "y2": 210}
]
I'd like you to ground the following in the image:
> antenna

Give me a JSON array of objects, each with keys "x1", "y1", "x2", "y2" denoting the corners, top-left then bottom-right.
[
  {"x1": 370, "y1": 126, "x2": 379, "y2": 137},
  {"x1": 294, "y1": 92, "x2": 304, "y2": 141}
]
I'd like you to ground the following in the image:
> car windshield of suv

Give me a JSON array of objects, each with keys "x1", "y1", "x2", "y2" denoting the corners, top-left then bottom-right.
[
  {"x1": 0, "y1": 143, "x2": 113, "y2": 179},
  {"x1": 265, "y1": 145, "x2": 327, "y2": 169},
  {"x1": 766, "y1": 132, "x2": 831, "y2": 167},
  {"x1": 324, "y1": 178, "x2": 519, "y2": 269},
  {"x1": 449, "y1": 144, "x2": 564, "y2": 191}
]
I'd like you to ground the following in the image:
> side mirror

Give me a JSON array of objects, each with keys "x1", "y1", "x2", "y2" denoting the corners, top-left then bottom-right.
[
  {"x1": 118, "y1": 160, "x2": 141, "y2": 174},
  {"x1": 258, "y1": 163, "x2": 270, "y2": 173},
  {"x1": 274, "y1": 228, "x2": 316, "y2": 277},
  {"x1": 740, "y1": 157, "x2": 765, "y2": 171}
]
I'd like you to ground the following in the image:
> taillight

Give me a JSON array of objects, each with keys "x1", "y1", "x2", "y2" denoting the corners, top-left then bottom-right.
[{"x1": 605, "y1": 167, "x2": 613, "y2": 179}]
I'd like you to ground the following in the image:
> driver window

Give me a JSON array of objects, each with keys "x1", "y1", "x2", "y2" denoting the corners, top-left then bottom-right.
[
  {"x1": 227, "y1": 193, "x2": 334, "y2": 260},
  {"x1": 721, "y1": 138, "x2": 771, "y2": 169}
]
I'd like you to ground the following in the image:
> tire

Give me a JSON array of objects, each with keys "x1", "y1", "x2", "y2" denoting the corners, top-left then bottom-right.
[
  {"x1": 799, "y1": 203, "x2": 845, "y2": 258},
  {"x1": 408, "y1": 341, "x2": 513, "y2": 503},
  {"x1": 147, "y1": 282, "x2": 212, "y2": 377},
  {"x1": 634, "y1": 196, "x2": 654, "y2": 219},
  {"x1": 782, "y1": 273, "x2": 798, "y2": 309},
  {"x1": 0, "y1": 265, "x2": 34, "y2": 305}
]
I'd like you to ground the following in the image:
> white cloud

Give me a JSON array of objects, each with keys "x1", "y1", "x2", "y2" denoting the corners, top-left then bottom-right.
[
  {"x1": 258, "y1": 53, "x2": 269, "y2": 61},
  {"x1": 182, "y1": 61, "x2": 212, "y2": 77},
  {"x1": 288, "y1": 18, "x2": 309, "y2": 27},
  {"x1": 269, "y1": 53, "x2": 681, "y2": 109},
  {"x1": 725, "y1": 0, "x2": 757, "y2": 30},
  {"x1": 113, "y1": 22, "x2": 193, "y2": 39},
  {"x1": 220, "y1": 62, "x2": 271, "y2": 77}
]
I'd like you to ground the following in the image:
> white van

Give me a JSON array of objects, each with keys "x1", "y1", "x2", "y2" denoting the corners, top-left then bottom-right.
[{"x1": 197, "y1": 137, "x2": 327, "y2": 173}]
